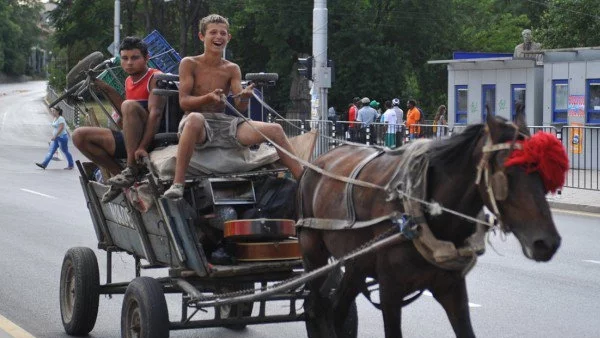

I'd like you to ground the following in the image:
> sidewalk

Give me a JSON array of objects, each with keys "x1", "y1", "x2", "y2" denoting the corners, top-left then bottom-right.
[{"x1": 547, "y1": 187, "x2": 600, "y2": 214}]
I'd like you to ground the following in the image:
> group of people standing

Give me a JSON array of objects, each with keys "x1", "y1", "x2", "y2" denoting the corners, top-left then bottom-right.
[{"x1": 334, "y1": 97, "x2": 448, "y2": 147}]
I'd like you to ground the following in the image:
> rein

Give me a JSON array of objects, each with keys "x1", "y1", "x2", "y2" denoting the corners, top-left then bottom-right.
[{"x1": 221, "y1": 96, "x2": 497, "y2": 231}]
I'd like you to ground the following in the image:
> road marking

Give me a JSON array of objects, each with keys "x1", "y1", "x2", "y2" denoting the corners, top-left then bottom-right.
[
  {"x1": 423, "y1": 291, "x2": 482, "y2": 308},
  {"x1": 552, "y1": 209, "x2": 600, "y2": 218},
  {"x1": 0, "y1": 314, "x2": 35, "y2": 338},
  {"x1": 583, "y1": 260, "x2": 600, "y2": 265},
  {"x1": 20, "y1": 189, "x2": 56, "y2": 199}
]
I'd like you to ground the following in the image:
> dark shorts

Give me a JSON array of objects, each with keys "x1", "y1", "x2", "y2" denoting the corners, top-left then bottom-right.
[{"x1": 111, "y1": 130, "x2": 127, "y2": 159}]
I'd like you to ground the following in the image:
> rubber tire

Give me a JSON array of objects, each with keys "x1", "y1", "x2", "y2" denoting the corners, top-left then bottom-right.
[
  {"x1": 245, "y1": 73, "x2": 279, "y2": 82},
  {"x1": 121, "y1": 277, "x2": 169, "y2": 338},
  {"x1": 152, "y1": 88, "x2": 179, "y2": 97},
  {"x1": 219, "y1": 283, "x2": 254, "y2": 331},
  {"x1": 66, "y1": 51, "x2": 104, "y2": 88},
  {"x1": 152, "y1": 132, "x2": 179, "y2": 149},
  {"x1": 305, "y1": 298, "x2": 358, "y2": 338},
  {"x1": 153, "y1": 73, "x2": 180, "y2": 82},
  {"x1": 59, "y1": 247, "x2": 100, "y2": 336}
]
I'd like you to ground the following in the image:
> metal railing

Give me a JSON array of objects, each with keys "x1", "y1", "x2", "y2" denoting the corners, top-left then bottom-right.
[
  {"x1": 560, "y1": 126, "x2": 599, "y2": 190},
  {"x1": 46, "y1": 85, "x2": 80, "y2": 127}
]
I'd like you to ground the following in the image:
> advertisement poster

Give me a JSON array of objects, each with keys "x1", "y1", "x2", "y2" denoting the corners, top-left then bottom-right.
[
  {"x1": 568, "y1": 95, "x2": 585, "y2": 117},
  {"x1": 569, "y1": 122, "x2": 584, "y2": 155}
]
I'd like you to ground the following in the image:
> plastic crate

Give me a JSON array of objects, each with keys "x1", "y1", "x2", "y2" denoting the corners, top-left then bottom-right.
[
  {"x1": 143, "y1": 30, "x2": 182, "y2": 74},
  {"x1": 97, "y1": 66, "x2": 127, "y2": 96},
  {"x1": 148, "y1": 50, "x2": 181, "y2": 74}
]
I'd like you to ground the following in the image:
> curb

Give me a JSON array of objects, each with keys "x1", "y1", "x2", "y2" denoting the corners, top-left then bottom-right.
[{"x1": 548, "y1": 201, "x2": 600, "y2": 214}]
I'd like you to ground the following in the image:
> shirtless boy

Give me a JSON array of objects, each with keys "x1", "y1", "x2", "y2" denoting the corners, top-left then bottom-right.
[{"x1": 163, "y1": 14, "x2": 303, "y2": 199}]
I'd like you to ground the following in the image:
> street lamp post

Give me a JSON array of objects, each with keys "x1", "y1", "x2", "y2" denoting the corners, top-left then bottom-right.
[{"x1": 114, "y1": 0, "x2": 120, "y2": 56}]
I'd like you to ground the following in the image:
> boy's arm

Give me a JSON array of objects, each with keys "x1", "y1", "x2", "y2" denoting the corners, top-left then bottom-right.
[
  {"x1": 229, "y1": 64, "x2": 254, "y2": 112},
  {"x1": 178, "y1": 57, "x2": 221, "y2": 112},
  {"x1": 136, "y1": 74, "x2": 166, "y2": 158}
]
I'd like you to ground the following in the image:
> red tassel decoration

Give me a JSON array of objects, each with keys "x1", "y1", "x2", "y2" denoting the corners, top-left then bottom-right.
[{"x1": 504, "y1": 132, "x2": 569, "y2": 193}]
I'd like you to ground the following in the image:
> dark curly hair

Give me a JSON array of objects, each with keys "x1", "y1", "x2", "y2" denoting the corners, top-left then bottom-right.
[{"x1": 119, "y1": 36, "x2": 149, "y2": 57}]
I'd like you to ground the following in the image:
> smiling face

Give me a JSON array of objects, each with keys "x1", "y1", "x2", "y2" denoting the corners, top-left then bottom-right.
[
  {"x1": 199, "y1": 22, "x2": 231, "y2": 54},
  {"x1": 119, "y1": 48, "x2": 148, "y2": 77}
]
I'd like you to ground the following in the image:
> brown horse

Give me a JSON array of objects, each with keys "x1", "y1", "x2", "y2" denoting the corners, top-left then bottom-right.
[{"x1": 297, "y1": 111, "x2": 563, "y2": 338}]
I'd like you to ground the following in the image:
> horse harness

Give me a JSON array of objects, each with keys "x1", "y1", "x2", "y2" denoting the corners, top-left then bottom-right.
[{"x1": 475, "y1": 123, "x2": 525, "y2": 232}]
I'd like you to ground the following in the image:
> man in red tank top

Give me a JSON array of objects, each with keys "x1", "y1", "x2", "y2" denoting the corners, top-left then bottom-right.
[{"x1": 72, "y1": 37, "x2": 164, "y2": 202}]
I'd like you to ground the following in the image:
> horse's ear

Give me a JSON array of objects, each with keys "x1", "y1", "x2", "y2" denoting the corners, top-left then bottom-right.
[
  {"x1": 514, "y1": 102, "x2": 530, "y2": 137},
  {"x1": 485, "y1": 104, "x2": 502, "y2": 141}
]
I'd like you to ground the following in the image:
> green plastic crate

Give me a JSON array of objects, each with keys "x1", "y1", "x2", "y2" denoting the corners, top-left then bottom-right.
[{"x1": 97, "y1": 66, "x2": 127, "y2": 97}]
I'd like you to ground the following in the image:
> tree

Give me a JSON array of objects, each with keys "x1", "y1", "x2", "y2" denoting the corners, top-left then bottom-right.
[
  {"x1": 538, "y1": 0, "x2": 600, "y2": 48},
  {"x1": 0, "y1": 0, "x2": 43, "y2": 76}
]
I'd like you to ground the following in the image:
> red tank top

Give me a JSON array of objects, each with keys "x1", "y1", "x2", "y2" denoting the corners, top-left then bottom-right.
[{"x1": 125, "y1": 68, "x2": 161, "y2": 107}]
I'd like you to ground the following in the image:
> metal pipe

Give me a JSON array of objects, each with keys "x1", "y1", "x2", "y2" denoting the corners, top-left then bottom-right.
[
  {"x1": 313, "y1": 0, "x2": 328, "y2": 121},
  {"x1": 114, "y1": 0, "x2": 121, "y2": 56}
]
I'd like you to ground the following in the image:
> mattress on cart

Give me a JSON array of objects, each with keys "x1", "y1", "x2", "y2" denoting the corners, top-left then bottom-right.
[{"x1": 149, "y1": 143, "x2": 279, "y2": 180}]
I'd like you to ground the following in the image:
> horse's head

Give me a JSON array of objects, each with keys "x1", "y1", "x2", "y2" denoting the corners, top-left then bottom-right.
[{"x1": 478, "y1": 105, "x2": 567, "y2": 261}]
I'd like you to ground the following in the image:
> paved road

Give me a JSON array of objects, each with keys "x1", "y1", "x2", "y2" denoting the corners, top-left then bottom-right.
[{"x1": 1, "y1": 81, "x2": 599, "y2": 338}]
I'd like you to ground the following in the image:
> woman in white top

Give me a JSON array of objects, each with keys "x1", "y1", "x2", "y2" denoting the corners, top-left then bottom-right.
[
  {"x1": 433, "y1": 105, "x2": 447, "y2": 139},
  {"x1": 36, "y1": 107, "x2": 74, "y2": 169}
]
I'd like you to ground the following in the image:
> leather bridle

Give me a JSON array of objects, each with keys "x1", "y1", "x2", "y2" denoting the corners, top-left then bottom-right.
[{"x1": 475, "y1": 123, "x2": 527, "y2": 231}]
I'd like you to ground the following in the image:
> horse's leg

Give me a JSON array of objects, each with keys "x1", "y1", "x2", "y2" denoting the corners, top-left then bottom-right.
[
  {"x1": 430, "y1": 275, "x2": 476, "y2": 338},
  {"x1": 299, "y1": 228, "x2": 336, "y2": 337},
  {"x1": 331, "y1": 267, "x2": 363, "y2": 338},
  {"x1": 377, "y1": 257, "x2": 403, "y2": 338}
]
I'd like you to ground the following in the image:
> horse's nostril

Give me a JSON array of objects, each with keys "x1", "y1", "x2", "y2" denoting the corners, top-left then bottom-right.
[{"x1": 533, "y1": 237, "x2": 561, "y2": 260}]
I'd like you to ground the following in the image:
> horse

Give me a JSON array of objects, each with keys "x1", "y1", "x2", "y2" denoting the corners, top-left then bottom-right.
[{"x1": 296, "y1": 109, "x2": 567, "y2": 338}]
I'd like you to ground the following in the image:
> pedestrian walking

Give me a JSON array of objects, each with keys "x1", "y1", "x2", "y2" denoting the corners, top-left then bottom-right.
[{"x1": 36, "y1": 107, "x2": 74, "y2": 170}]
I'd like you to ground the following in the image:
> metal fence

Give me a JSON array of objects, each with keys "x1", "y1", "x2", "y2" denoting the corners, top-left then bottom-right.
[
  {"x1": 45, "y1": 86, "x2": 600, "y2": 191},
  {"x1": 560, "y1": 126, "x2": 599, "y2": 190},
  {"x1": 46, "y1": 85, "x2": 80, "y2": 127}
]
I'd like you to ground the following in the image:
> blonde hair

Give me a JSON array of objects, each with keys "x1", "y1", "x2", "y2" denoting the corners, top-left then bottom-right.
[{"x1": 199, "y1": 14, "x2": 230, "y2": 35}]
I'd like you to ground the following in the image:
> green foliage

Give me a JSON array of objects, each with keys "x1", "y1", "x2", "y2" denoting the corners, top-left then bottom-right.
[
  {"x1": 50, "y1": 0, "x2": 114, "y2": 70},
  {"x1": 0, "y1": 0, "x2": 43, "y2": 76},
  {"x1": 43, "y1": 0, "x2": 598, "y2": 119},
  {"x1": 538, "y1": 0, "x2": 600, "y2": 48}
]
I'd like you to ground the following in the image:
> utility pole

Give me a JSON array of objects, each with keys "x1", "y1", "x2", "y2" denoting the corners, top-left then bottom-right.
[
  {"x1": 114, "y1": 0, "x2": 121, "y2": 56},
  {"x1": 312, "y1": 0, "x2": 331, "y2": 121}
]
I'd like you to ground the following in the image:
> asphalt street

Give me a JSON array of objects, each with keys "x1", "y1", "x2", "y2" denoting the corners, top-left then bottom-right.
[{"x1": 0, "y1": 81, "x2": 599, "y2": 338}]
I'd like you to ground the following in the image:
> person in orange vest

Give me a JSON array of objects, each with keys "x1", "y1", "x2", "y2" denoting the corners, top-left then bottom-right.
[{"x1": 406, "y1": 99, "x2": 421, "y2": 140}]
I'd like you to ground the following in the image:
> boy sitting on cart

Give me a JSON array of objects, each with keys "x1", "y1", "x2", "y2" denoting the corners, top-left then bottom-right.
[
  {"x1": 161, "y1": 14, "x2": 303, "y2": 199},
  {"x1": 73, "y1": 37, "x2": 165, "y2": 203}
]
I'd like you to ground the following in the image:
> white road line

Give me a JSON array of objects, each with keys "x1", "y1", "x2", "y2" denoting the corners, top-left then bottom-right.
[
  {"x1": 20, "y1": 189, "x2": 56, "y2": 199},
  {"x1": 583, "y1": 260, "x2": 600, "y2": 265},
  {"x1": 552, "y1": 209, "x2": 600, "y2": 218},
  {"x1": 0, "y1": 313, "x2": 35, "y2": 338},
  {"x1": 423, "y1": 290, "x2": 482, "y2": 308}
]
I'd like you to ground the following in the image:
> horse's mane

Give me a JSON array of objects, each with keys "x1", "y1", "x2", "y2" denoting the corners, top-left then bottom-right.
[{"x1": 428, "y1": 124, "x2": 485, "y2": 169}]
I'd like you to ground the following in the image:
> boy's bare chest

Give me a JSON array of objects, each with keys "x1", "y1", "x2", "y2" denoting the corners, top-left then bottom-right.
[{"x1": 192, "y1": 67, "x2": 231, "y2": 95}]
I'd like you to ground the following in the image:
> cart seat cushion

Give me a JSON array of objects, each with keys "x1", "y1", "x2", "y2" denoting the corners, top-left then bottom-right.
[{"x1": 149, "y1": 142, "x2": 279, "y2": 180}]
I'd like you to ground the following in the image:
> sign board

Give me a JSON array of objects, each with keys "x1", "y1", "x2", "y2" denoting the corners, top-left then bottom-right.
[
  {"x1": 569, "y1": 122, "x2": 584, "y2": 155},
  {"x1": 568, "y1": 95, "x2": 585, "y2": 117}
]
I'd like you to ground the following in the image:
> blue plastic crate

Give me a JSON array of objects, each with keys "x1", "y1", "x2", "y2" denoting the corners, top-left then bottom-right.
[
  {"x1": 143, "y1": 30, "x2": 181, "y2": 74},
  {"x1": 148, "y1": 50, "x2": 180, "y2": 74}
]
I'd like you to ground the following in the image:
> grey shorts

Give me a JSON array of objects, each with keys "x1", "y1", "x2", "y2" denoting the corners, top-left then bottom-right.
[{"x1": 178, "y1": 113, "x2": 247, "y2": 150}]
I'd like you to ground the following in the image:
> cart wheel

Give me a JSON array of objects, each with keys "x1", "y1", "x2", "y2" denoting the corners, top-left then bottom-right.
[
  {"x1": 219, "y1": 283, "x2": 254, "y2": 331},
  {"x1": 66, "y1": 51, "x2": 105, "y2": 88},
  {"x1": 60, "y1": 247, "x2": 100, "y2": 336},
  {"x1": 121, "y1": 277, "x2": 169, "y2": 338}
]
